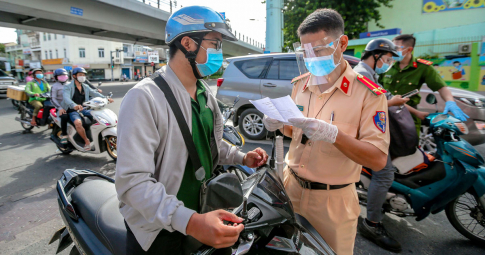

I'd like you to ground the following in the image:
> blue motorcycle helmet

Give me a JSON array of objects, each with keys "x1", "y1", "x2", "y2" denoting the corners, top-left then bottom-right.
[
  {"x1": 165, "y1": 6, "x2": 237, "y2": 79},
  {"x1": 54, "y1": 68, "x2": 68, "y2": 80},
  {"x1": 72, "y1": 67, "x2": 87, "y2": 76}
]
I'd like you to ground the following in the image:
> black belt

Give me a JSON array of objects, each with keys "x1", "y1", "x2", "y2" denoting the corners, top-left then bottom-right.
[{"x1": 290, "y1": 168, "x2": 350, "y2": 190}]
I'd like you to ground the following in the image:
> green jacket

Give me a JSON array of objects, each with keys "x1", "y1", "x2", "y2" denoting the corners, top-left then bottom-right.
[
  {"x1": 25, "y1": 79, "x2": 51, "y2": 102},
  {"x1": 379, "y1": 56, "x2": 446, "y2": 107}
]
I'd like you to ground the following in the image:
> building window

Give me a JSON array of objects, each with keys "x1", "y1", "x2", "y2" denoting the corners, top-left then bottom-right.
[
  {"x1": 45, "y1": 51, "x2": 48, "y2": 59},
  {"x1": 43, "y1": 33, "x2": 46, "y2": 41},
  {"x1": 98, "y1": 48, "x2": 104, "y2": 58},
  {"x1": 56, "y1": 49, "x2": 58, "y2": 59},
  {"x1": 64, "y1": 48, "x2": 67, "y2": 58},
  {"x1": 54, "y1": 34, "x2": 57, "y2": 40},
  {"x1": 48, "y1": 34, "x2": 51, "y2": 40},
  {"x1": 49, "y1": 50, "x2": 52, "y2": 59},
  {"x1": 79, "y1": 48, "x2": 85, "y2": 58}
]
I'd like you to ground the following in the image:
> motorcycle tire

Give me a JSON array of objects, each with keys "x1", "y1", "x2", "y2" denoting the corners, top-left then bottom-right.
[
  {"x1": 445, "y1": 190, "x2": 485, "y2": 245},
  {"x1": 105, "y1": 135, "x2": 117, "y2": 161},
  {"x1": 57, "y1": 145, "x2": 73, "y2": 155},
  {"x1": 21, "y1": 112, "x2": 34, "y2": 131},
  {"x1": 11, "y1": 99, "x2": 19, "y2": 110}
]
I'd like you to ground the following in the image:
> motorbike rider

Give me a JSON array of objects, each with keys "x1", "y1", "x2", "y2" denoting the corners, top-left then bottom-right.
[
  {"x1": 115, "y1": 6, "x2": 269, "y2": 254},
  {"x1": 61, "y1": 67, "x2": 113, "y2": 151},
  {"x1": 25, "y1": 68, "x2": 51, "y2": 126},
  {"x1": 50, "y1": 68, "x2": 70, "y2": 144},
  {"x1": 25, "y1": 70, "x2": 34, "y2": 83}
]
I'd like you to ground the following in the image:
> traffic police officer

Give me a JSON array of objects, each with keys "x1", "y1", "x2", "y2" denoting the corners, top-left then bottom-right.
[
  {"x1": 380, "y1": 34, "x2": 469, "y2": 134},
  {"x1": 263, "y1": 9, "x2": 390, "y2": 254}
]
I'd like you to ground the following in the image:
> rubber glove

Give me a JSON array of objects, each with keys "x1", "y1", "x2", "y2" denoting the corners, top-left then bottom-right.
[
  {"x1": 288, "y1": 117, "x2": 338, "y2": 143},
  {"x1": 443, "y1": 101, "x2": 469, "y2": 121},
  {"x1": 262, "y1": 115, "x2": 284, "y2": 132}
]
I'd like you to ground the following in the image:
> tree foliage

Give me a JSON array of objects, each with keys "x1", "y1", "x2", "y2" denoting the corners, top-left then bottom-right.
[
  {"x1": 0, "y1": 44, "x2": 5, "y2": 54},
  {"x1": 283, "y1": 0, "x2": 393, "y2": 51}
]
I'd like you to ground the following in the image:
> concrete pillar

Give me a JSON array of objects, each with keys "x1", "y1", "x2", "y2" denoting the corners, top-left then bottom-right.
[{"x1": 265, "y1": 0, "x2": 283, "y2": 53}]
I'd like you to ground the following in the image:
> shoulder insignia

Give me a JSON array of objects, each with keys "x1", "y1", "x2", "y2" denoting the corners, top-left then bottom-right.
[
  {"x1": 417, "y1": 59, "x2": 433, "y2": 66},
  {"x1": 355, "y1": 73, "x2": 387, "y2": 96},
  {"x1": 291, "y1": 72, "x2": 310, "y2": 84},
  {"x1": 413, "y1": 62, "x2": 418, "y2": 68}
]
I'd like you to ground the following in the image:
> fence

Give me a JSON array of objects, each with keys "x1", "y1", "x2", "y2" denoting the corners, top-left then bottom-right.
[
  {"x1": 136, "y1": 0, "x2": 264, "y2": 49},
  {"x1": 414, "y1": 35, "x2": 483, "y2": 58}
]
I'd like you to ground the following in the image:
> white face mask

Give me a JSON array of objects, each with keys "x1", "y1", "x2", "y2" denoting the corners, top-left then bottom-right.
[{"x1": 77, "y1": 76, "x2": 86, "y2": 83}]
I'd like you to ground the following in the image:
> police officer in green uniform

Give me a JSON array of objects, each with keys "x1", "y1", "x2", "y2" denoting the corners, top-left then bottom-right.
[{"x1": 380, "y1": 34, "x2": 469, "y2": 134}]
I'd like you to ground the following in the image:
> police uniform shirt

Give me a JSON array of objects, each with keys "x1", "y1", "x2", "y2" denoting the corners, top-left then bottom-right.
[{"x1": 286, "y1": 61, "x2": 390, "y2": 185}]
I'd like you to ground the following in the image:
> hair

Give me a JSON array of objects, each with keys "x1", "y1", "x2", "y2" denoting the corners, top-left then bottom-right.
[
  {"x1": 393, "y1": 34, "x2": 416, "y2": 48},
  {"x1": 297, "y1": 8, "x2": 344, "y2": 39},
  {"x1": 361, "y1": 50, "x2": 390, "y2": 60},
  {"x1": 453, "y1": 61, "x2": 461, "y2": 64},
  {"x1": 168, "y1": 32, "x2": 209, "y2": 59}
]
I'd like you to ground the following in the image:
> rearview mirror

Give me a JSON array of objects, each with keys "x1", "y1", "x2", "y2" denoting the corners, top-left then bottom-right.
[
  {"x1": 98, "y1": 82, "x2": 102, "y2": 87},
  {"x1": 234, "y1": 96, "x2": 240, "y2": 106},
  {"x1": 426, "y1": 94, "x2": 437, "y2": 105},
  {"x1": 200, "y1": 173, "x2": 243, "y2": 214}
]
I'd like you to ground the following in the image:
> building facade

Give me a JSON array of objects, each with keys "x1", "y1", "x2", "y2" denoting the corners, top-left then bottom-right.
[{"x1": 346, "y1": 0, "x2": 485, "y2": 91}]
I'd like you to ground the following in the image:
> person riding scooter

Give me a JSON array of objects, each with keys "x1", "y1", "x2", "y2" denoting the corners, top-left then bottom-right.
[
  {"x1": 50, "y1": 68, "x2": 70, "y2": 144},
  {"x1": 62, "y1": 67, "x2": 113, "y2": 151},
  {"x1": 25, "y1": 68, "x2": 51, "y2": 126}
]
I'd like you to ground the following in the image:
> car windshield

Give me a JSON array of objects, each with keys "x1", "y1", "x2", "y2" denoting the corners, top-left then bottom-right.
[{"x1": 0, "y1": 69, "x2": 8, "y2": 77}]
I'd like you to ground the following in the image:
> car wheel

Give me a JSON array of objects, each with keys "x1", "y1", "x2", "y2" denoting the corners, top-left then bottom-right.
[
  {"x1": 420, "y1": 125, "x2": 437, "y2": 154},
  {"x1": 238, "y1": 108, "x2": 267, "y2": 140}
]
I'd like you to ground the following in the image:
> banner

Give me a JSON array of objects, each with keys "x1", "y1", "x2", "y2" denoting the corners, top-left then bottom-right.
[{"x1": 422, "y1": 0, "x2": 485, "y2": 13}]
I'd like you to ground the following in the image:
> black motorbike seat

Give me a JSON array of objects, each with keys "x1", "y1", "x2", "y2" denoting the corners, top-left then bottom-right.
[
  {"x1": 394, "y1": 161, "x2": 447, "y2": 189},
  {"x1": 71, "y1": 179, "x2": 127, "y2": 255}
]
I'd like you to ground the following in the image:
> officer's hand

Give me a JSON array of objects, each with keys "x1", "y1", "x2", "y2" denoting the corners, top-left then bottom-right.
[
  {"x1": 262, "y1": 115, "x2": 284, "y2": 132},
  {"x1": 58, "y1": 109, "x2": 66, "y2": 115},
  {"x1": 388, "y1": 95, "x2": 409, "y2": 107},
  {"x1": 243, "y1": 148, "x2": 268, "y2": 168},
  {"x1": 415, "y1": 111, "x2": 429, "y2": 120},
  {"x1": 444, "y1": 101, "x2": 469, "y2": 122},
  {"x1": 186, "y1": 210, "x2": 244, "y2": 249},
  {"x1": 289, "y1": 117, "x2": 338, "y2": 143}
]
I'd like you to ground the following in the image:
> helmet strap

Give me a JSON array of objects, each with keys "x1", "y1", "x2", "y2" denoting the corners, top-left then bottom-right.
[
  {"x1": 372, "y1": 53, "x2": 384, "y2": 70},
  {"x1": 174, "y1": 37, "x2": 204, "y2": 79}
]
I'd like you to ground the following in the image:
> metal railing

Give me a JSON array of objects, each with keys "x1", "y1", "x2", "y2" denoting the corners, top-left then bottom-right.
[
  {"x1": 136, "y1": 0, "x2": 265, "y2": 50},
  {"x1": 414, "y1": 35, "x2": 483, "y2": 57},
  {"x1": 5, "y1": 45, "x2": 22, "y2": 51},
  {"x1": 30, "y1": 41, "x2": 40, "y2": 48}
]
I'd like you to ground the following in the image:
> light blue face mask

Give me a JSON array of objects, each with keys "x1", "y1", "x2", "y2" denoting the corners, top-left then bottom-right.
[
  {"x1": 375, "y1": 59, "x2": 390, "y2": 74},
  {"x1": 196, "y1": 46, "x2": 223, "y2": 77},
  {"x1": 392, "y1": 48, "x2": 408, "y2": 62},
  {"x1": 303, "y1": 39, "x2": 342, "y2": 77},
  {"x1": 35, "y1": 74, "x2": 44, "y2": 79}
]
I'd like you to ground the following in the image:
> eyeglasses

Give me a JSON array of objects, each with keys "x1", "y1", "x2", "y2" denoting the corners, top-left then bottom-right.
[{"x1": 202, "y1": 38, "x2": 223, "y2": 51}]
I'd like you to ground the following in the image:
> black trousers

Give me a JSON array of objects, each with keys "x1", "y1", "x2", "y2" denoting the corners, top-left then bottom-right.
[{"x1": 60, "y1": 113, "x2": 69, "y2": 136}]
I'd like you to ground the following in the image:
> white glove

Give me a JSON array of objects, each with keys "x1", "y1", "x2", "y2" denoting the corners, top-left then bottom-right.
[
  {"x1": 262, "y1": 115, "x2": 284, "y2": 132},
  {"x1": 288, "y1": 117, "x2": 338, "y2": 143}
]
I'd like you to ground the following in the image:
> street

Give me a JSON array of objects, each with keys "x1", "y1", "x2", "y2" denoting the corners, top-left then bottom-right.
[{"x1": 0, "y1": 81, "x2": 483, "y2": 255}]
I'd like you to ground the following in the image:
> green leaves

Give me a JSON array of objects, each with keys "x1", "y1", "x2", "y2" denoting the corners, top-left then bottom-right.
[{"x1": 282, "y1": 0, "x2": 393, "y2": 51}]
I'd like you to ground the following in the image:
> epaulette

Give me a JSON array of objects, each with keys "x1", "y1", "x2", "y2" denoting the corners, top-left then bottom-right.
[
  {"x1": 291, "y1": 72, "x2": 310, "y2": 84},
  {"x1": 355, "y1": 73, "x2": 387, "y2": 96},
  {"x1": 417, "y1": 59, "x2": 433, "y2": 66}
]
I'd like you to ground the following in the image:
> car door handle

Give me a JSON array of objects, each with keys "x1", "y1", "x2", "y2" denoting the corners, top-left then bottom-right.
[{"x1": 263, "y1": 83, "x2": 277, "y2": 87}]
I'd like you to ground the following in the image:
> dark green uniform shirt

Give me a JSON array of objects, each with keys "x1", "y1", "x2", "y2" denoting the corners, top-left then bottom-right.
[
  {"x1": 176, "y1": 81, "x2": 214, "y2": 212},
  {"x1": 379, "y1": 56, "x2": 446, "y2": 107},
  {"x1": 379, "y1": 56, "x2": 447, "y2": 133}
]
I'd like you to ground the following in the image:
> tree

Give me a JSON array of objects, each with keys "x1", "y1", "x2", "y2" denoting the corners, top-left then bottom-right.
[
  {"x1": 0, "y1": 43, "x2": 5, "y2": 53},
  {"x1": 283, "y1": 0, "x2": 393, "y2": 51}
]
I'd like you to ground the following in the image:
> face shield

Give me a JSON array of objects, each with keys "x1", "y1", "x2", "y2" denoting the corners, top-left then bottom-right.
[{"x1": 293, "y1": 35, "x2": 343, "y2": 85}]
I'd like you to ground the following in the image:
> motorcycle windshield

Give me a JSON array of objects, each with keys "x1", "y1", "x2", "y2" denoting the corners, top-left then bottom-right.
[{"x1": 251, "y1": 167, "x2": 294, "y2": 217}]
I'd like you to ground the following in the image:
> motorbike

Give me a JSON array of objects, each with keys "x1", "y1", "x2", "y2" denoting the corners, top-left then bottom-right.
[
  {"x1": 49, "y1": 90, "x2": 118, "y2": 160},
  {"x1": 14, "y1": 92, "x2": 55, "y2": 131},
  {"x1": 49, "y1": 135, "x2": 336, "y2": 255},
  {"x1": 357, "y1": 94, "x2": 485, "y2": 245}
]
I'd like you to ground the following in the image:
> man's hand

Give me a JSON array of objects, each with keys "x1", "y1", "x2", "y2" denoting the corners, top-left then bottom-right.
[
  {"x1": 34, "y1": 93, "x2": 40, "y2": 97},
  {"x1": 74, "y1": 105, "x2": 83, "y2": 111},
  {"x1": 97, "y1": 89, "x2": 103, "y2": 93},
  {"x1": 58, "y1": 109, "x2": 66, "y2": 115},
  {"x1": 186, "y1": 210, "x2": 244, "y2": 249},
  {"x1": 243, "y1": 148, "x2": 268, "y2": 168},
  {"x1": 388, "y1": 95, "x2": 409, "y2": 107},
  {"x1": 414, "y1": 110, "x2": 429, "y2": 120},
  {"x1": 108, "y1": 98, "x2": 114, "y2": 103},
  {"x1": 262, "y1": 115, "x2": 284, "y2": 132},
  {"x1": 289, "y1": 117, "x2": 338, "y2": 143},
  {"x1": 444, "y1": 101, "x2": 469, "y2": 121}
]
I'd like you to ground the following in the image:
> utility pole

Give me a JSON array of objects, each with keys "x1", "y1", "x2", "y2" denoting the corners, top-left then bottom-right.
[
  {"x1": 170, "y1": 0, "x2": 172, "y2": 13},
  {"x1": 110, "y1": 49, "x2": 121, "y2": 82}
]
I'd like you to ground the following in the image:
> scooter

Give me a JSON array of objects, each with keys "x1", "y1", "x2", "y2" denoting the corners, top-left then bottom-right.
[
  {"x1": 357, "y1": 94, "x2": 485, "y2": 245},
  {"x1": 50, "y1": 136, "x2": 336, "y2": 255},
  {"x1": 49, "y1": 92, "x2": 118, "y2": 160},
  {"x1": 14, "y1": 92, "x2": 55, "y2": 132}
]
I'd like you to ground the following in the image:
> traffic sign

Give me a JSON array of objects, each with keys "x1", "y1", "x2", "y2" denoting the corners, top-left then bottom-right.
[
  {"x1": 64, "y1": 66, "x2": 73, "y2": 71},
  {"x1": 151, "y1": 62, "x2": 155, "y2": 66}
]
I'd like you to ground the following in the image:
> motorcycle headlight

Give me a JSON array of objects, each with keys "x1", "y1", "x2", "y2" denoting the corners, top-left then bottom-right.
[
  {"x1": 96, "y1": 116, "x2": 111, "y2": 126},
  {"x1": 455, "y1": 97, "x2": 484, "y2": 108},
  {"x1": 454, "y1": 122, "x2": 469, "y2": 135}
]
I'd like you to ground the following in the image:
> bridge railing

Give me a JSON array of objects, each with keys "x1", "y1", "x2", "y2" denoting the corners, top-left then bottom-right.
[{"x1": 136, "y1": 0, "x2": 264, "y2": 50}]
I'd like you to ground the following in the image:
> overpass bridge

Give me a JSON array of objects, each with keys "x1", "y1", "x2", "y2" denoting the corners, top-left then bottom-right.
[{"x1": 0, "y1": 0, "x2": 263, "y2": 57}]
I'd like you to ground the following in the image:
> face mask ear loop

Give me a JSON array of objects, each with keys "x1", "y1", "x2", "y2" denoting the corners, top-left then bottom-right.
[
  {"x1": 373, "y1": 53, "x2": 384, "y2": 70},
  {"x1": 174, "y1": 37, "x2": 204, "y2": 79}
]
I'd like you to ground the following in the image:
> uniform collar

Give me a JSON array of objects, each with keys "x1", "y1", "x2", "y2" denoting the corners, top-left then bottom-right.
[
  {"x1": 394, "y1": 55, "x2": 418, "y2": 71},
  {"x1": 306, "y1": 60, "x2": 354, "y2": 97}
]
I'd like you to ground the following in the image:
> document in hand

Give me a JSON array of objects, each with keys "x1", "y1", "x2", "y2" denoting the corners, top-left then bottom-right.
[{"x1": 249, "y1": 95, "x2": 304, "y2": 124}]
